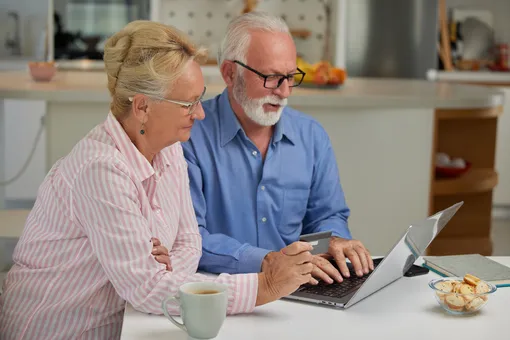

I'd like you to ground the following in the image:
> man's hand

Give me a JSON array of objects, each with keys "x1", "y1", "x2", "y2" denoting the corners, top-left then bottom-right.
[
  {"x1": 261, "y1": 242, "x2": 317, "y2": 286},
  {"x1": 328, "y1": 237, "x2": 374, "y2": 279},
  {"x1": 151, "y1": 237, "x2": 172, "y2": 271},
  {"x1": 256, "y1": 242, "x2": 316, "y2": 306},
  {"x1": 311, "y1": 254, "x2": 343, "y2": 283}
]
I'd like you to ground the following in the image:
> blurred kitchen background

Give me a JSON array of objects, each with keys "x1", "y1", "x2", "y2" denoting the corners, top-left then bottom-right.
[
  {"x1": 1, "y1": 0, "x2": 337, "y2": 70},
  {"x1": 1, "y1": 0, "x2": 509, "y2": 233},
  {"x1": 2, "y1": 0, "x2": 510, "y2": 73}
]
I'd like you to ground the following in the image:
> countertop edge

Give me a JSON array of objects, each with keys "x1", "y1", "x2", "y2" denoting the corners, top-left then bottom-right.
[
  {"x1": 1, "y1": 89, "x2": 503, "y2": 110},
  {"x1": 0, "y1": 71, "x2": 505, "y2": 110},
  {"x1": 428, "y1": 69, "x2": 510, "y2": 85}
]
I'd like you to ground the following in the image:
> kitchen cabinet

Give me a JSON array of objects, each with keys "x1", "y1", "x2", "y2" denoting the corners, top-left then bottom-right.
[
  {"x1": 428, "y1": 71, "x2": 510, "y2": 209},
  {"x1": 428, "y1": 106, "x2": 503, "y2": 256},
  {"x1": 2, "y1": 99, "x2": 46, "y2": 200},
  {"x1": 494, "y1": 88, "x2": 510, "y2": 206}
]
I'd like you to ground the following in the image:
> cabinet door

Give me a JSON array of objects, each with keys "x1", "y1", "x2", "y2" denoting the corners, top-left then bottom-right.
[
  {"x1": 494, "y1": 88, "x2": 510, "y2": 206},
  {"x1": 4, "y1": 99, "x2": 46, "y2": 201}
]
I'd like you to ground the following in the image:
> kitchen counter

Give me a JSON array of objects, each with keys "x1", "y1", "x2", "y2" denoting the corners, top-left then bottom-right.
[
  {"x1": 0, "y1": 57, "x2": 35, "y2": 71},
  {"x1": 428, "y1": 70, "x2": 510, "y2": 86},
  {"x1": 0, "y1": 70, "x2": 504, "y2": 109},
  {"x1": 0, "y1": 70, "x2": 505, "y2": 256}
]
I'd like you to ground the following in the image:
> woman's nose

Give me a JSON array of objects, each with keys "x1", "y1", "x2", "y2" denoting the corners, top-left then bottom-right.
[{"x1": 192, "y1": 103, "x2": 205, "y2": 120}]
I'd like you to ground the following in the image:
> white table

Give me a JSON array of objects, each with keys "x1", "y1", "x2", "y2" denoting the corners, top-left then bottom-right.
[{"x1": 121, "y1": 257, "x2": 510, "y2": 340}]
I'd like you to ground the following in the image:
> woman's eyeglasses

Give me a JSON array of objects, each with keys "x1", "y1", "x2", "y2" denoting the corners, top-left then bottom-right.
[{"x1": 129, "y1": 86, "x2": 207, "y2": 116}]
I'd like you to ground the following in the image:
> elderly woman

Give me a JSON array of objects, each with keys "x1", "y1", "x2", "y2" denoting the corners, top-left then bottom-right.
[{"x1": 0, "y1": 21, "x2": 314, "y2": 339}]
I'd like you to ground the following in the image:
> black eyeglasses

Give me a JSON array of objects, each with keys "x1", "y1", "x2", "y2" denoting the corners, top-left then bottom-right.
[{"x1": 233, "y1": 60, "x2": 306, "y2": 89}]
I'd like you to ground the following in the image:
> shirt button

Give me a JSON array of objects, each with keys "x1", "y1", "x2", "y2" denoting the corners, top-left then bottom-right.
[
  {"x1": 261, "y1": 217, "x2": 267, "y2": 223},
  {"x1": 252, "y1": 151, "x2": 258, "y2": 156},
  {"x1": 261, "y1": 186, "x2": 266, "y2": 191}
]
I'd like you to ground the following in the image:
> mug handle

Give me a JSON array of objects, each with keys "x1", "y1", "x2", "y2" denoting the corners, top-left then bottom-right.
[{"x1": 162, "y1": 296, "x2": 186, "y2": 332}]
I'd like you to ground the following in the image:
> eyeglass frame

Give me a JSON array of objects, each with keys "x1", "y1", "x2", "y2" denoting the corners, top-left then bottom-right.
[
  {"x1": 232, "y1": 60, "x2": 306, "y2": 89},
  {"x1": 128, "y1": 86, "x2": 207, "y2": 116}
]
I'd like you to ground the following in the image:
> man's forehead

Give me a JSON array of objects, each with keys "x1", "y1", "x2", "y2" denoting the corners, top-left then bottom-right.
[
  {"x1": 248, "y1": 30, "x2": 293, "y2": 50},
  {"x1": 246, "y1": 32, "x2": 296, "y2": 71}
]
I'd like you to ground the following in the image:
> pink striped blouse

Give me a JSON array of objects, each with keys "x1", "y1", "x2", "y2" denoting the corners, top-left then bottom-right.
[{"x1": 0, "y1": 112, "x2": 258, "y2": 339}]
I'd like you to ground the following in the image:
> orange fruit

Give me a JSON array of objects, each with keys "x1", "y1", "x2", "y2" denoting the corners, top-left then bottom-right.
[{"x1": 329, "y1": 68, "x2": 347, "y2": 84}]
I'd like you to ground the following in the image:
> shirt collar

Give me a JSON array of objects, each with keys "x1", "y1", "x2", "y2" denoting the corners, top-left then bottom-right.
[
  {"x1": 272, "y1": 109, "x2": 295, "y2": 145},
  {"x1": 104, "y1": 112, "x2": 169, "y2": 182},
  {"x1": 219, "y1": 89, "x2": 243, "y2": 147},
  {"x1": 218, "y1": 89, "x2": 295, "y2": 147}
]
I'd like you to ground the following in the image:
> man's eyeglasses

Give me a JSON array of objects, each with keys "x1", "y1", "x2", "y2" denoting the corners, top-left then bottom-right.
[
  {"x1": 233, "y1": 60, "x2": 305, "y2": 89},
  {"x1": 129, "y1": 86, "x2": 206, "y2": 116}
]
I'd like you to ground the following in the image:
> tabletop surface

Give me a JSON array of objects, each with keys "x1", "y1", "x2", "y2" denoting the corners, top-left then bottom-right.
[{"x1": 121, "y1": 257, "x2": 510, "y2": 340}]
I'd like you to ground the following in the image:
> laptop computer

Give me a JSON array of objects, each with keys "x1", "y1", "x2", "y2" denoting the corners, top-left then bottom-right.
[{"x1": 285, "y1": 201, "x2": 463, "y2": 309}]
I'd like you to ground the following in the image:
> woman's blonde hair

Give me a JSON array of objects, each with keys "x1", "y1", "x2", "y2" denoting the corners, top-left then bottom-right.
[{"x1": 104, "y1": 20, "x2": 207, "y2": 119}]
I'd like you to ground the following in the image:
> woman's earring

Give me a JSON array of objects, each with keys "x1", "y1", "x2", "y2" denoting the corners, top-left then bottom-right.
[{"x1": 140, "y1": 115, "x2": 147, "y2": 135}]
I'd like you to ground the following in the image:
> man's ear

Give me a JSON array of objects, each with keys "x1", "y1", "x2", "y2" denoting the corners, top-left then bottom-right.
[
  {"x1": 130, "y1": 94, "x2": 150, "y2": 123},
  {"x1": 220, "y1": 61, "x2": 235, "y2": 87}
]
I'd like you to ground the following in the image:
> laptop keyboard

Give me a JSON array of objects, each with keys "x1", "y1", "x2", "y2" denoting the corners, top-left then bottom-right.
[{"x1": 297, "y1": 258, "x2": 383, "y2": 298}]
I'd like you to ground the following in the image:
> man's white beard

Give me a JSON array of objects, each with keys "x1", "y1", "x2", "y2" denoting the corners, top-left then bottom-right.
[{"x1": 233, "y1": 75, "x2": 287, "y2": 127}]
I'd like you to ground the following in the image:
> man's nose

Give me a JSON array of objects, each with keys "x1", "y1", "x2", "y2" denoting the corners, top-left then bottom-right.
[{"x1": 273, "y1": 78, "x2": 292, "y2": 98}]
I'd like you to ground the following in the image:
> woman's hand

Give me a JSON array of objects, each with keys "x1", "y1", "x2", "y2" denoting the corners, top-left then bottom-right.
[{"x1": 151, "y1": 237, "x2": 172, "y2": 271}]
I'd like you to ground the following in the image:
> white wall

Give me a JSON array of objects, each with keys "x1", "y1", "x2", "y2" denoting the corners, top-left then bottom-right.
[{"x1": 0, "y1": 0, "x2": 49, "y2": 59}]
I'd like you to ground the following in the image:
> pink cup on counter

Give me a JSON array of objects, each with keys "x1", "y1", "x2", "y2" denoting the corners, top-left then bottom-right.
[{"x1": 28, "y1": 61, "x2": 57, "y2": 82}]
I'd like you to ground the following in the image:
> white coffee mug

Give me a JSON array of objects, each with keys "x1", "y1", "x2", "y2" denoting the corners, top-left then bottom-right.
[{"x1": 162, "y1": 282, "x2": 228, "y2": 340}]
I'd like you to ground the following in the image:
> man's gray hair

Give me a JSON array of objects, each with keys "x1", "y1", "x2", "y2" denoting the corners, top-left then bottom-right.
[{"x1": 217, "y1": 11, "x2": 291, "y2": 66}]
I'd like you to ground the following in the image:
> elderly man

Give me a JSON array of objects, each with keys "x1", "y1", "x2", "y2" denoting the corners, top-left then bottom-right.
[{"x1": 182, "y1": 12, "x2": 373, "y2": 284}]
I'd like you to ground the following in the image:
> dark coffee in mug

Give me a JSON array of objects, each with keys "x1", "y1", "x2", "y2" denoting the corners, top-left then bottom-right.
[
  {"x1": 163, "y1": 282, "x2": 228, "y2": 339},
  {"x1": 192, "y1": 290, "x2": 219, "y2": 295}
]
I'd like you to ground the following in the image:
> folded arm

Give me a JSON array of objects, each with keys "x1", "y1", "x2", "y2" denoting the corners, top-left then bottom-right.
[
  {"x1": 167, "y1": 157, "x2": 203, "y2": 275},
  {"x1": 72, "y1": 156, "x2": 258, "y2": 315}
]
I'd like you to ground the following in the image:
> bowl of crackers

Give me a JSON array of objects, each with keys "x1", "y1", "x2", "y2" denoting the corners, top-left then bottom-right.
[{"x1": 429, "y1": 274, "x2": 497, "y2": 315}]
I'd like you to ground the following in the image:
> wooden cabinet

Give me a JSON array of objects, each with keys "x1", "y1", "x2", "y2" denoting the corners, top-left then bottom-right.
[
  {"x1": 494, "y1": 88, "x2": 510, "y2": 207},
  {"x1": 427, "y1": 106, "x2": 503, "y2": 256}
]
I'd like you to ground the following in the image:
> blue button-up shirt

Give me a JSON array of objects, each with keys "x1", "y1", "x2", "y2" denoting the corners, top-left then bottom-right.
[{"x1": 182, "y1": 89, "x2": 351, "y2": 274}]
